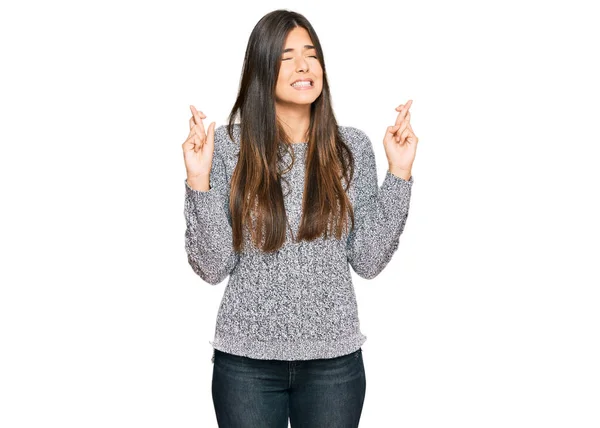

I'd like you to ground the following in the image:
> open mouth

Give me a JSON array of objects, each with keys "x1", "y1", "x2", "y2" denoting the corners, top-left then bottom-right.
[{"x1": 291, "y1": 80, "x2": 313, "y2": 88}]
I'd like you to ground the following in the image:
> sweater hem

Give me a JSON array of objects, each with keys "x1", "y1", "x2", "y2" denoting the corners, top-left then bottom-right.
[{"x1": 209, "y1": 333, "x2": 367, "y2": 361}]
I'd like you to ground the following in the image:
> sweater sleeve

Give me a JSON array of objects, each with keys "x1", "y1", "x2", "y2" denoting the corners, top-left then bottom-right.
[
  {"x1": 346, "y1": 129, "x2": 414, "y2": 279},
  {"x1": 183, "y1": 130, "x2": 240, "y2": 285}
]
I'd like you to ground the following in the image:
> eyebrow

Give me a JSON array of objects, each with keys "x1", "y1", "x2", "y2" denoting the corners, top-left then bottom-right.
[{"x1": 282, "y1": 45, "x2": 316, "y2": 53}]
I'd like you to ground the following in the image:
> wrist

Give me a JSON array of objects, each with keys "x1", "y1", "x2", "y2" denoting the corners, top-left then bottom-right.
[
  {"x1": 388, "y1": 166, "x2": 412, "y2": 181},
  {"x1": 186, "y1": 174, "x2": 210, "y2": 191}
]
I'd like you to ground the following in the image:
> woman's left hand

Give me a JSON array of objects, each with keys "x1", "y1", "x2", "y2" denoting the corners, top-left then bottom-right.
[{"x1": 383, "y1": 99, "x2": 419, "y2": 175}]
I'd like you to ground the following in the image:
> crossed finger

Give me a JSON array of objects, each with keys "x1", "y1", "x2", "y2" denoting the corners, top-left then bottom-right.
[
  {"x1": 392, "y1": 110, "x2": 413, "y2": 143},
  {"x1": 403, "y1": 120, "x2": 417, "y2": 144},
  {"x1": 394, "y1": 99, "x2": 412, "y2": 127},
  {"x1": 188, "y1": 116, "x2": 201, "y2": 137},
  {"x1": 189, "y1": 105, "x2": 207, "y2": 137}
]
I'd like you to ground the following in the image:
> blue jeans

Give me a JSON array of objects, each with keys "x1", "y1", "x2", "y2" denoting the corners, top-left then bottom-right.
[{"x1": 211, "y1": 347, "x2": 366, "y2": 427}]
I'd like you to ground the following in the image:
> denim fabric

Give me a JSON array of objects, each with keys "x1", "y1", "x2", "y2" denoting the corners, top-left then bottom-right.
[{"x1": 211, "y1": 347, "x2": 366, "y2": 427}]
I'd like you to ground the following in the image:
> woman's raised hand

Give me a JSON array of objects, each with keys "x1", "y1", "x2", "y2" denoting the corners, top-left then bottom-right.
[
  {"x1": 383, "y1": 99, "x2": 419, "y2": 177},
  {"x1": 182, "y1": 105, "x2": 216, "y2": 180}
]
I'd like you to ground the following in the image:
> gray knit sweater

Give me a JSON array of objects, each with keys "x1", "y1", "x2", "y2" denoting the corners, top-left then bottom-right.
[{"x1": 184, "y1": 124, "x2": 413, "y2": 361}]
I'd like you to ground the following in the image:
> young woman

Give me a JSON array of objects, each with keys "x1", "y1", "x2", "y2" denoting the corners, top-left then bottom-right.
[{"x1": 182, "y1": 9, "x2": 419, "y2": 428}]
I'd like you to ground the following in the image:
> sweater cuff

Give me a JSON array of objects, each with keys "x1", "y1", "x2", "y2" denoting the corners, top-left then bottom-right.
[
  {"x1": 385, "y1": 169, "x2": 413, "y2": 185},
  {"x1": 185, "y1": 178, "x2": 222, "y2": 205},
  {"x1": 384, "y1": 170, "x2": 413, "y2": 187},
  {"x1": 381, "y1": 171, "x2": 413, "y2": 211}
]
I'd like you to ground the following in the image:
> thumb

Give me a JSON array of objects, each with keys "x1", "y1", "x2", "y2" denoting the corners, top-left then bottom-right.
[{"x1": 206, "y1": 122, "x2": 216, "y2": 149}]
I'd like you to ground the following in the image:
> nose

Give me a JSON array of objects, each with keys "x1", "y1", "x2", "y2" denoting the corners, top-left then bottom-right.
[{"x1": 295, "y1": 56, "x2": 309, "y2": 72}]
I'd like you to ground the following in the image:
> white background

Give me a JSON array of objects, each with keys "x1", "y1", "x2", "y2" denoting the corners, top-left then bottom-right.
[{"x1": 1, "y1": 0, "x2": 599, "y2": 427}]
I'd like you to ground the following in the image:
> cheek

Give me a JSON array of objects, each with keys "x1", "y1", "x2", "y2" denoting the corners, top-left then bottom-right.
[
  {"x1": 275, "y1": 78, "x2": 286, "y2": 93},
  {"x1": 277, "y1": 72, "x2": 290, "y2": 88},
  {"x1": 277, "y1": 81, "x2": 289, "y2": 94}
]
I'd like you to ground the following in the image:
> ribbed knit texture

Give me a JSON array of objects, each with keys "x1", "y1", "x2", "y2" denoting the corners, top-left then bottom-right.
[{"x1": 184, "y1": 124, "x2": 413, "y2": 360}]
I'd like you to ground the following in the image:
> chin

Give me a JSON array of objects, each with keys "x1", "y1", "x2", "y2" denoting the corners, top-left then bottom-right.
[{"x1": 289, "y1": 92, "x2": 322, "y2": 103}]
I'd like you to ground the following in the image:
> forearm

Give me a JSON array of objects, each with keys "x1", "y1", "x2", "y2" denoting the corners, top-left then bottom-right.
[
  {"x1": 184, "y1": 179, "x2": 239, "y2": 284},
  {"x1": 347, "y1": 172, "x2": 413, "y2": 279}
]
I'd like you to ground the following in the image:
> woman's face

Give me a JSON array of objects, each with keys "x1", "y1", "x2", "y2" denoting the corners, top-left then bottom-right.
[{"x1": 275, "y1": 26, "x2": 323, "y2": 110}]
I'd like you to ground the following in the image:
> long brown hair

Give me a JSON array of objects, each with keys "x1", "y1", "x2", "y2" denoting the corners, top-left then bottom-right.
[{"x1": 226, "y1": 9, "x2": 356, "y2": 253}]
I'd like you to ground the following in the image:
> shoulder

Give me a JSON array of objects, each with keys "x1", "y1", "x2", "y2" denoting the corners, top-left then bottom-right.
[
  {"x1": 213, "y1": 123, "x2": 241, "y2": 159},
  {"x1": 338, "y1": 125, "x2": 373, "y2": 156}
]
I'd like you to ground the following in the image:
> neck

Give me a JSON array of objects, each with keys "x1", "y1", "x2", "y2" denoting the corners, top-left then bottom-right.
[{"x1": 276, "y1": 103, "x2": 311, "y2": 143}]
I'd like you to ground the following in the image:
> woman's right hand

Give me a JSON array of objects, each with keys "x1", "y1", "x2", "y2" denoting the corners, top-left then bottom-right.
[{"x1": 182, "y1": 105, "x2": 216, "y2": 180}]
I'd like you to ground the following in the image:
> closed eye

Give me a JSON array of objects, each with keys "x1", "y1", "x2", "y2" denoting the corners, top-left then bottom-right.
[{"x1": 282, "y1": 56, "x2": 319, "y2": 60}]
